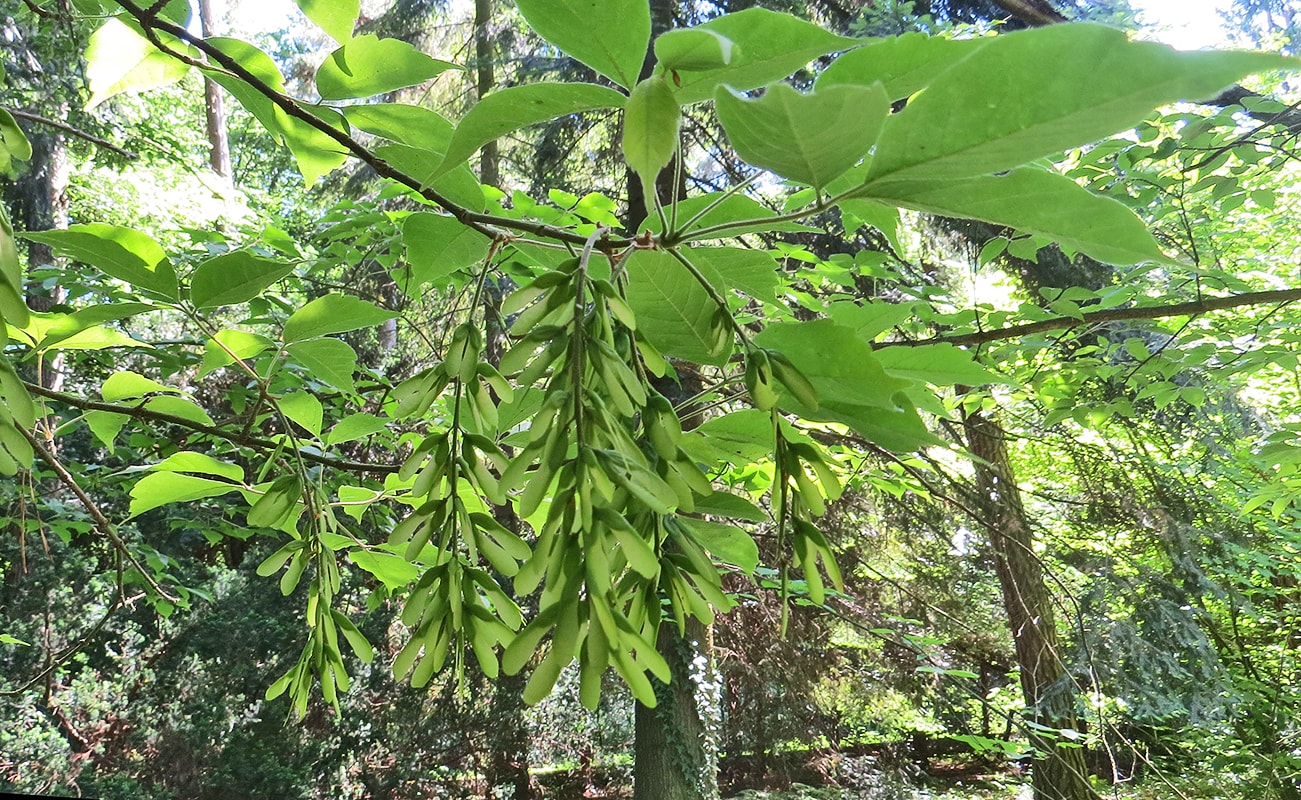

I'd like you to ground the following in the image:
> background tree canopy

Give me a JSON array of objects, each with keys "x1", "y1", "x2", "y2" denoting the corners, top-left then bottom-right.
[{"x1": 3, "y1": 1, "x2": 1301, "y2": 799}]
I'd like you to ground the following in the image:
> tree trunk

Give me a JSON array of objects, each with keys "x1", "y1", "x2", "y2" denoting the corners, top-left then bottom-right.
[
  {"x1": 484, "y1": 670, "x2": 533, "y2": 799},
  {"x1": 634, "y1": 618, "x2": 721, "y2": 800},
  {"x1": 623, "y1": 5, "x2": 719, "y2": 797},
  {"x1": 473, "y1": 0, "x2": 499, "y2": 189},
  {"x1": 17, "y1": 124, "x2": 69, "y2": 392},
  {"x1": 962, "y1": 407, "x2": 1095, "y2": 800},
  {"x1": 197, "y1": 0, "x2": 233, "y2": 182}
]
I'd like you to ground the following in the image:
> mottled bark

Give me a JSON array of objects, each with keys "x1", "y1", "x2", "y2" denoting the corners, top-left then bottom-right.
[
  {"x1": 962, "y1": 408, "x2": 1095, "y2": 800},
  {"x1": 634, "y1": 619, "x2": 721, "y2": 800}
]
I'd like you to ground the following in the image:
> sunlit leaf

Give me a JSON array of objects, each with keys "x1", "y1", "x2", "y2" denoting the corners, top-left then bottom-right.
[
  {"x1": 515, "y1": 0, "x2": 649, "y2": 89},
  {"x1": 716, "y1": 82, "x2": 888, "y2": 189},
  {"x1": 294, "y1": 0, "x2": 359, "y2": 43},
  {"x1": 85, "y1": 18, "x2": 191, "y2": 109},
  {"x1": 283, "y1": 294, "x2": 395, "y2": 343},
  {"x1": 674, "y1": 9, "x2": 860, "y2": 104},
  {"x1": 868, "y1": 24, "x2": 1296, "y2": 182},
  {"x1": 190, "y1": 251, "x2": 296, "y2": 309},
  {"x1": 315, "y1": 35, "x2": 460, "y2": 100}
]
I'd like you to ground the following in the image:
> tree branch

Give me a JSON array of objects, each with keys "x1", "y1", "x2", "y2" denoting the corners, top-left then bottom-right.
[
  {"x1": 23, "y1": 381, "x2": 399, "y2": 475},
  {"x1": 8, "y1": 110, "x2": 138, "y2": 160},
  {"x1": 876, "y1": 287, "x2": 1301, "y2": 349},
  {"x1": 17, "y1": 425, "x2": 179, "y2": 603},
  {"x1": 111, "y1": 0, "x2": 630, "y2": 253},
  {"x1": 988, "y1": 0, "x2": 1068, "y2": 26}
]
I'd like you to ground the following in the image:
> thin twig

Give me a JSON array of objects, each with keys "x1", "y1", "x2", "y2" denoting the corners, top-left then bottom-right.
[
  {"x1": 875, "y1": 287, "x2": 1301, "y2": 349},
  {"x1": 8, "y1": 110, "x2": 138, "y2": 160},
  {"x1": 23, "y1": 381, "x2": 398, "y2": 475},
  {"x1": 111, "y1": 0, "x2": 628, "y2": 253},
  {"x1": 17, "y1": 425, "x2": 178, "y2": 603}
]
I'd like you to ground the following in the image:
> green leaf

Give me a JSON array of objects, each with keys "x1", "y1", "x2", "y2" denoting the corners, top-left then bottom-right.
[
  {"x1": 279, "y1": 391, "x2": 323, "y2": 438},
  {"x1": 0, "y1": 205, "x2": 27, "y2": 330},
  {"x1": 687, "y1": 409, "x2": 775, "y2": 465},
  {"x1": 294, "y1": 0, "x2": 358, "y2": 43},
  {"x1": 655, "y1": 29, "x2": 735, "y2": 73},
  {"x1": 403, "y1": 213, "x2": 491, "y2": 286},
  {"x1": 190, "y1": 251, "x2": 295, "y2": 309},
  {"x1": 0, "y1": 110, "x2": 32, "y2": 175},
  {"x1": 23, "y1": 224, "x2": 178, "y2": 301},
  {"x1": 199, "y1": 329, "x2": 273, "y2": 379},
  {"x1": 35, "y1": 303, "x2": 153, "y2": 348},
  {"x1": 623, "y1": 75, "x2": 681, "y2": 188},
  {"x1": 686, "y1": 247, "x2": 780, "y2": 305},
  {"x1": 827, "y1": 300, "x2": 916, "y2": 341},
  {"x1": 143, "y1": 395, "x2": 214, "y2": 426},
  {"x1": 128, "y1": 472, "x2": 239, "y2": 517},
  {"x1": 0, "y1": 360, "x2": 33, "y2": 428},
  {"x1": 681, "y1": 518, "x2": 760, "y2": 574},
  {"x1": 746, "y1": 327, "x2": 937, "y2": 451},
  {"x1": 754, "y1": 320, "x2": 906, "y2": 411},
  {"x1": 625, "y1": 250, "x2": 730, "y2": 365},
  {"x1": 717, "y1": 82, "x2": 888, "y2": 189},
  {"x1": 344, "y1": 103, "x2": 456, "y2": 151},
  {"x1": 285, "y1": 338, "x2": 359, "y2": 394},
  {"x1": 691, "y1": 490, "x2": 767, "y2": 523},
  {"x1": 149, "y1": 451, "x2": 244, "y2": 482},
  {"x1": 515, "y1": 0, "x2": 649, "y2": 89},
  {"x1": 374, "y1": 143, "x2": 487, "y2": 212},
  {"x1": 338, "y1": 485, "x2": 381, "y2": 521},
  {"x1": 85, "y1": 410, "x2": 128, "y2": 448},
  {"x1": 673, "y1": 9, "x2": 860, "y2": 104},
  {"x1": 346, "y1": 105, "x2": 486, "y2": 208},
  {"x1": 200, "y1": 329, "x2": 275, "y2": 376},
  {"x1": 283, "y1": 294, "x2": 395, "y2": 344},
  {"x1": 85, "y1": 18, "x2": 191, "y2": 109},
  {"x1": 326, "y1": 413, "x2": 389, "y2": 445},
  {"x1": 875, "y1": 344, "x2": 1007, "y2": 387},
  {"x1": 249, "y1": 476, "x2": 302, "y2": 529},
  {"x1": 817, "y1": 32, "x2": 985, "y2": 101},
  {"x1": 31, "y1": 326, "x2": 146, "y2": 351},
  {"x1": 315, "y1": 34, "x2": 460, "y2": 100},
  {"x1": 280, "y1": 106, "x2": 350, "y2": 187},
  {"x1": 837, "y1": 198, "x2": 902, "y2": 253},
  {"x1": 351, "y1": 549, "x2": 419, "y2": 590},
  {"x1": 858, "y1": 167, "x2": 1171, "y2": 266},
  {"x1": 203, "y1": 38, "x2": 349, "y2": 186},
  {"x1": 0, "y1": 417, "x2": 32, "y2": 476},
  {"x1": 102, "y1": 370, "x2": 176, "y2": 402},
  {"x1": 868, "y1": 24, "x2": 1297, "y2": 182},
  {"x1": 437, "y1": 83, "x2": 626, "y2": 178}
]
